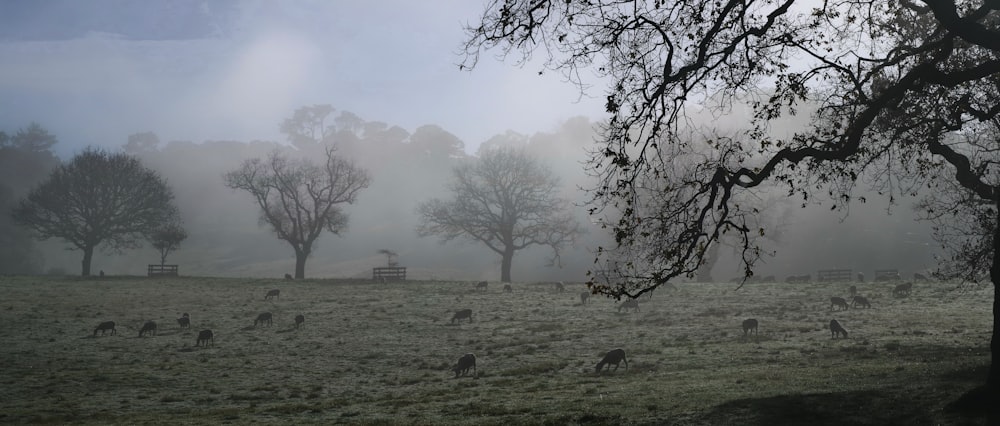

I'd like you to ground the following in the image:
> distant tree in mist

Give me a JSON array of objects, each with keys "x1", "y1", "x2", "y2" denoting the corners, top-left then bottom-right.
[
  {"x1": 12, "y1": 148, "x2": 179, "y2": 276},
  {"x1": 0, "y1": 123, "x2": 61, "y2": 274},
  {"x1": 281, "y1": 104, "x2": 337, "y2": 151},
  {"x1": 124, "y1": 132, "x2": 161, "y2": 155},
  {"x1": 417, "y1": 147, "x2": 583, "y2": 282},
  {"x1": 149, "y1": 223, "x2": 187, "y2": 266},
  {"x1": 224, "y1": 147, "x2": 371, "y2": 279},
  {"x1": 377, "y1": 249, "x2": 398, "y2": 267}
]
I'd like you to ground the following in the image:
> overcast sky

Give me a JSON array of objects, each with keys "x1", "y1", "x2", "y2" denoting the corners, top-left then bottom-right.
[{"x1": 0, "y1": 0, "x2": 605, "y2": 157}]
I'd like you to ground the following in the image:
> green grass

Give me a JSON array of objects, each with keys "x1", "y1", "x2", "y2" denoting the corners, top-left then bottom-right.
[{"x1": 0, "y1": 275, "x2": 993, "y2": 425}]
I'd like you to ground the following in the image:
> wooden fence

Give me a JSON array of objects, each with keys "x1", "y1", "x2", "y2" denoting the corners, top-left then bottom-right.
[
  {"x1": 372, "y1": 267, "x2": 406, "y2": 282},
  {"x1": 148, "y1": 264, "x2": 179, "y2": 277},
  {"x1": 817, "y1": 269, "x2": 853, "y2": 282}
]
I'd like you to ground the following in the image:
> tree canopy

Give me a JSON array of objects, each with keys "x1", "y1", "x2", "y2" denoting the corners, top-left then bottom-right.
[
  {"x1": 417, "y1": 147, "x2": 583, "y2": 282},
  {"x1": 464, "y1": 0, "x2": 1000, "y2": 399},
  {"x1": 13, "y1": 148, "x2": 179, "y2": 276}
]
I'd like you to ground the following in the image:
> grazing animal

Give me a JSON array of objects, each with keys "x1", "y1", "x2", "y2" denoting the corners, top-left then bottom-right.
[
  {"x1": 265, "y1": 289, "x2": 280, "y2": 300},
  {"x1": 580, "y1": 291, "x2": 591, "y2": 305},
  {"x1": 451, "y1": 309, "x2": 473, "y2": 324},
  {"x1": 196, "y1": 329, "x2": 214, "y2": 346},
  {"x1": 742, "y1": 318, "x2": 759, "y2": 336},
  {"x1": 294, "y1": 314, "x2": 305, "y2": 329},
  {"x1": 852, "y1": 295, "x2": 871, "y2": 309},
  {"x1": 857, "y1": 272, "x2": 865, "y2": 282},
  {"x1": 893, "y1": 282, "x2": 913, "y2": 297},
  {"x1": 476, "y1": 281, "x2": 488, "y2": 291},
  {"x1": 503, "y1": 284, "x2": 512, "y2": 293},
  {"x1": 254, "y1": 312, "x2": 273, "y2": 327},
  {"x1": 830, "y1": 319, "x2": 848, "y2": 339},
  {"x1": 99, "y1": 270, "x2": 105, "y2": 277},
  {"x1": 595, "y1": 348, "x2": 628, "y2": 374},
  {"x1": 849, "y1": 285, "x2": 858, "y2": 298},
  {"x1": 284, "y1": 273, "x2": 293, "y2": 280},
  {"x1": 139, "y1": 321, "x2": 157, "y2": 337},
  {"x1": 94, "y1": 321, "x2": 116, "y2": 336},
  {"x1": 452, "y1": 353, "x2": 477, "y2": 377},
  {"x1": 913, "y1": 273, "x2": 929, "y2": 282},
  {"x1": 177, "y1": 313, "x2": 190, "y2": 329},
  {"x1": 555, "y1": 281, "x2": 565, "y2": 292},
  {"x1": 617, "y1": 299, "x2": 639, "y2": 313},
  {"x1": 830, "y1": 297, "x2": 850, "y2": 311}
]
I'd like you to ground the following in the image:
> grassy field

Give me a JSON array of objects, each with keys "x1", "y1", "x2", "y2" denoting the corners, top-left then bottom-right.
[{"x1": 0, "y1": 275, "x2": 993, "y2": 425}]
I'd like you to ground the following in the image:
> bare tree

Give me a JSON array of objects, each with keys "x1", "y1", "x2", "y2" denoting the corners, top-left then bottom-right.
[
  {"x1": 149, "y1": 223, "x2": 187, "y2": 266},
  {"x1": 417, "y1": 147, "x2": 583, "y2": 282},
  {"x1": 12, "y1": 148, "x2": 178, "y2": 276},
  {"x1": 464, "y1": 0, "x2": 1000, "y2": 398},
  {"x1": 224, "y1": 147, "x2": 371, "y2": 279}
]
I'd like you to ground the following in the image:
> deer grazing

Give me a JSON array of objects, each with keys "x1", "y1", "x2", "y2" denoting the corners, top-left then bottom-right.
[
  {"x1": 294, "y1": 314, "x2": 305, "y2": 329},
  {"x1": 742, "y1": 318, "x2": 759, "y2": 337},
  {"x1": 852, "y1": 295, "x2": 871, "y2": 309},
  {"x1": 254, "y1": 312, "x2": 273, "y2": 327},
  {"x1": 580, "y1": 291, "x2": 590, "y2": 305},
  {"x1": 265, "y1": 289, "x2": 280, "y2": 300},
  {"x1": 830, "y1": 297, "x2": 850, "y2": 311},
  {"x1": 177, "y1": 313, "x2": 190, "y2": 329},
  {"x1": 451, "y1": 309, "x2": 473, "y2": 324},
  {"x1": 196, "y1": 329, "x2": 214, "y2": 346},
  {"x1": 830, "y1": 319, "x2": 848, "y2": 339},
  {"x1": 94, "y1": 321, "x2": 116, "y2": 336},
  {"x1": 618, "y1": 299, "x2": 639, "y2": 313},
  {"x1": 139, "y1": 321, "x2": 157, "y2": 337},
  {"x1": 595, "y1": 348, "x2": 628, "y2": 374},
  {"x1": 476, "y1": 281, "x2": 488, "y2": 291},
  {"x1": 452, "y1": 353, "x2": 477, "y2": 377}
]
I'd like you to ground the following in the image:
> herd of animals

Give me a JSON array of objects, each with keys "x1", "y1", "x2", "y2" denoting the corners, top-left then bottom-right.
[
  {"x1": 90, "y1": 289, "x2": 305, "y2": 349},
  {"x1": 89, "y1": 274, "x2": 923, "y2": 379}
]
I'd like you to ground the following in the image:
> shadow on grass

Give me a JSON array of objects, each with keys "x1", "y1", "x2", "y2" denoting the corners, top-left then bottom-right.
[{"x1": 695, "y1": 362, "x2": 996, "y2": 426}]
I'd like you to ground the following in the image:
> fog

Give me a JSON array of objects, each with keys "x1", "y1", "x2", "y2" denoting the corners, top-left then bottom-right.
[{"x1": 0, "y1": 2, "x2": 941, "y2": 281}]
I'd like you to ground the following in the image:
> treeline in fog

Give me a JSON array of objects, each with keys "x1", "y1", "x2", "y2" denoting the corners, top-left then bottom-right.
[{"x1": 1, "y1": 105, "x2": 940, "y2": 282}]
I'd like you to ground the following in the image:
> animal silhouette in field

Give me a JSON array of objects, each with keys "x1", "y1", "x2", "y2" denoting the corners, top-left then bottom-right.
[
  {"x1": 452, "y1": 353, "x2": 477, "y2": 377},
  {"x1": 830, "y1": 319, "x2": 848, "y2": 339},
  {"x1": 451, "y1": 309, "x2": 473, "y2": 324},
  {"x1": 294, "y1": 314, "x2": 305, "y2": 329},
  {"x1": 177, "y1": 313, "x2": 190, "y2": 329},
  {"x1": 849, "y1": 285, "x2": 858, "y2": 298},
  {"x1": 196, "y1": 329, "x2": 214, "y2": 346},
  {"x1": 476, "y1": 281, "x2": 488, "y2": 291},
  {"x1": 852, "y1": 295, "x2": 871, "y2": 309},
  {"x1": 893, "y1": 282, "x2": 913, "y2": 297},
  {"x1": 139, "y1": 321, "x2": 157, "y2": 337},
  {"x1": 617, "y1": 299, "x2": 639, "y2": 313},
  {"x1": 503, "y1": 284, "x2": 512, "y2": 293},
  {"x1": 830, "y1": 297, "x2": 850, "y2": 311},
  {"x1": 284, "y1": 273, "x2": 293, "y2": 280},
  {"x1": 580, "y1": 291, "x2": 590, "y2": 305},
  {"x1": 254, "y1": 312, "x2": 273, "y2": 327},
  {"x1": 595, "y1": 348, "x2": 628, "y2": 374},
  {"x1": 742, "y1": 318, "x2": 759, "y2": 337},
  {"x1": 857, "y1": 272, "x2": 865, "y2": 282},
  {"x1": 265, "y1": 289, "x2": 280, "y2": 300},
  {"x1": 94, "y1": 321, "x2": 116, "y2": 336},
  {"x1": 554, "y1": 281, "x2": 565, "y2": 292}
]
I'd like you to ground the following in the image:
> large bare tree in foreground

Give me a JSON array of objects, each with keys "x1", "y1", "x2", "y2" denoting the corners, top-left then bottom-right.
[
  {"x1": 224, "y1": 148, "x2": 371, "y2": 279},
  {"x1": 13, "y1": 148, "x2": 178, "y2": 276},
  {"x1": 464, "y1": 0, "x2": 1000, "y2": 403},
  {"x1": 417, "y1": 147, "x2": 582, "y2": 282}
]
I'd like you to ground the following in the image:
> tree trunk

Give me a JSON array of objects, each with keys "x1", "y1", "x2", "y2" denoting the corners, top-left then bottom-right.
[
  {"x1": 500, "y1": 248, "x2": 514, "y2": 283},
  {"x1": 81, "y1": 246, "x2": 93, "y2": 277},
  {"x1": 294, "y1": 247, "x2": 308, "y2": 280}
]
